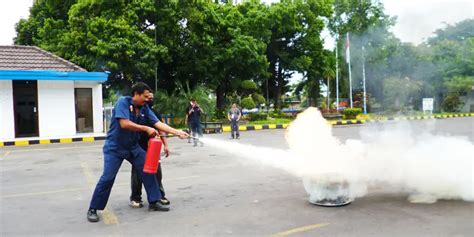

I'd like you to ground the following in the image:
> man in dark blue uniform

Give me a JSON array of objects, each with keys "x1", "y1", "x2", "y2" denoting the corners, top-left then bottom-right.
[{"x1": 87, "y1": 82, "x2": 188, "y2": 223}]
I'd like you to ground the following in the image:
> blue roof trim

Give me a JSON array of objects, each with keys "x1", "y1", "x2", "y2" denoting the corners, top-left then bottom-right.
[{"x1": 0, "y1": 70, "x2": 108, "y2": 82}]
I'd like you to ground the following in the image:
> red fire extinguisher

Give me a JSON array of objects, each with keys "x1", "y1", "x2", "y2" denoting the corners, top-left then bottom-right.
[{"x1": 143, "y1": 138, "x2": 162, "y2": 174}]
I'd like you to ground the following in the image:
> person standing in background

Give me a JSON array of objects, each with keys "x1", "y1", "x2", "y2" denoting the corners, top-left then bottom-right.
[
  {"x1": 228, "y1": 103, "x2": 241, "y2": 139},
  {"x1": 185, "y1": 99, "x2": 193, "y2": 144},
  {"x1": 188, "y1": 99, "x2": 204, "y2": 147}
]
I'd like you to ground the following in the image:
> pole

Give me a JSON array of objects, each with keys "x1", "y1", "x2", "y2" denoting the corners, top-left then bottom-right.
[
  {"x1": 266, "y1": 77, "x2": 269, "y2": 112},
  {"x1": 154, "y1": 25, "x2": 158, "y2": 93},
  {"x1": 347, "y1": 33, "x2": 353, "y2": 108},
  {"x1": 362, "y1": 46, "x2": 367, "y2": 114},
  {"x1": 335, "y1": 35, "x2": 339, "y2": 110},
  {"x1": 327, "y1": 77, "x2": 330, "y2": 110}
]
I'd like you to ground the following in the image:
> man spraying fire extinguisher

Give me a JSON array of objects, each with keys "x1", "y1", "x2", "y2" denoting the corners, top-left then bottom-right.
[{"x1": 86, "y1": 82, "x2": 188, "y2": 223}]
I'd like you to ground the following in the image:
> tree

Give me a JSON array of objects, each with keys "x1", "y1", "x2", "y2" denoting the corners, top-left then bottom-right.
[
  {"x1": 382, "y1": 77, "x2": 423, "y2": 112},
  {"x1": 265, "y1": 0, "x2": 331, "y2": 109},
  {"x1": 241, "y1": 97, "x2": 256, "y2": 109},
  {"x1": 14, "y1": 0, "x2": 77, "y2": 46},
  {"x1": 328, "y1": 0, "x2": 397, "y2": 106}
]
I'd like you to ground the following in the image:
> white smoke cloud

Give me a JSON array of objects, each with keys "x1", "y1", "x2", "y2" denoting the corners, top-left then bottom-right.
[{"x1": 202, "y1": 108, "x2": 474, "y2": 203}]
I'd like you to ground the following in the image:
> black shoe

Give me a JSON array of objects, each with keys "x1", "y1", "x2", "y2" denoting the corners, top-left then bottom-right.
[
  {"x1": 87, "y1": 209, "x2": 99, "y2": 222},
  {"x1": 236, "y1": 136, "x2": 240, "y2": 140},
  {"x1": 193, "y1": 143, "x2": 197, "y2": 147},
  {"x1": 159, "y1": 198, "x2": 170, "y2": 206},
  {"x1": 230, "y1": 135, "x2": 234, "y2": 139},
  {"x1": 149, "y1": 202, "x2": 170, "y2": 212}
]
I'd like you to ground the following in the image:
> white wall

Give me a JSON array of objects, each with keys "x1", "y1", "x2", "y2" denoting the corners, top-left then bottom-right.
[
  {"x1": 74, "y1": 82, "x2": 103, "y2": 133},
  {"x1": 0, "y1": 80, "x2": 15, "y2": 140},
  {"x1": 37, "y1": 80, "x2": 76, "y2": 137}
]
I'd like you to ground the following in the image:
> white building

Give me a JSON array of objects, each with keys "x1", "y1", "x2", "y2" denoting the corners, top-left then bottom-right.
[{"x1": 0, "y1": 45, "x2": 108, "y2": 142}]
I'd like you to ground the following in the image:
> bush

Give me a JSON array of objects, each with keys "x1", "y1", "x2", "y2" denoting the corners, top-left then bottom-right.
[
  {"x1": 343, "y1": 108, "x2": 362, "y2": 119},
  {"x1": 241, "y1": 80, "x2": 258, "y2": 91},
  {"x1": 247, "y1": 112, "x2": 268, "y2": 121},
  {"x1": 269, "y1": 110, "x2": 285, "y2": 118},
  {"x1": 442, "y1": 94, "x2": 464, "y2": 112},
  {"x1": 241, "y1": 97, "x2": 256, "y2": 109},
  {"x1": 213, "y1": 109, "x2": 227, "y2": 120},
  {"x1": 252, "y1": 93, "x2": 266, "y2": 105}
]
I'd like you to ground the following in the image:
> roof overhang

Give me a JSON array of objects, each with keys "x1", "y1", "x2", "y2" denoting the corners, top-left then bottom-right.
[{"x1": 0, "y1": 70, "x2": 108, "y2": 82}]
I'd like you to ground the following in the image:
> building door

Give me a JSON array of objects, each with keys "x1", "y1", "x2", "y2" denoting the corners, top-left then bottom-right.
[
  {"x1": 13, "y1": 80, "x2": 39, "y2": 137},
  {"x1": 75, "y1": 88, "x2": 94, "y2": 133}
]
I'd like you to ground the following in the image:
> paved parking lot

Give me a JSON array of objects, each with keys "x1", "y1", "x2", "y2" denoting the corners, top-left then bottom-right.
[{"x1": 1, "y1": 118, "x2": 473, "y2": 236}]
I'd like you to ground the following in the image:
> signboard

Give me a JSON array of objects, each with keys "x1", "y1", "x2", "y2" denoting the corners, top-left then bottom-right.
[{"x1": 423, "y1": 98, "x2": 434, "y2": 113}]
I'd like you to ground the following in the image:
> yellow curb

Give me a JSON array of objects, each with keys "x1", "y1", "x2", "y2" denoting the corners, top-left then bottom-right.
[
  {"x1": 59, "y1": 138, "x2": 72, "y2": 143},
  {"x1": 282, "y1": 124, "x2": 289, "y2": 128},
  {"x1": 254, "y1": 125, "x2": 263, "y2": 130},
  {"x1": 341, "y1": 121, "x2": 347, "y2": 125},
  {"x1": 0, "y1": 142, "x2": 3, "y2": 147},
  {"x1": 239, "y1": 126, "x2": 247, "y2": 131},
  {"x1": 269, "y1": 124, "x2": 277, "y2": 129},
  {"x1": 223, "y1": 126, "x2": 231, "y2": 132},
  {"x1": 351, "y1": 120, "x2": 358, "y2": 123},
  {"x1": 39, "y1": 139, "x2": 51, "y2": 145},
  {"x1": 82, "y1": 137, "x2": 95, "y2": 142},
  {"x1": 14, "y1": 140, "x2": 29, "y2": 146}
]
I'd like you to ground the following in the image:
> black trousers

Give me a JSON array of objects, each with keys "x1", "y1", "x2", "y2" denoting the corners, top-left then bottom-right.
[{"x1": 130, "y1": 163, "x2": 165, "y2": 202}]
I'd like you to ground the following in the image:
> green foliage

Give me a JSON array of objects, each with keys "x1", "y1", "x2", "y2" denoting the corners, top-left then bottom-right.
[
  {"x1": 241, "y1": 97, "x2": 256, "y2": 109},
  {"x1": 154, "y1": 85, "x2": 215, "y2": 122},
  {"x1": 247, "y1": 112, "x2": 268, "y2": 121},
  {"x1": 247, "y1": 118, "x2": 292, "y2": 125},
  {"x1": 241, "y1": 80, "x2": 258, "y2": 92},
  {"x1": 441, "y1": 94, "x2": 464, "y2": 112},
  {"x1": 444, "y1": 76, "x2": 474, "y2": 96},
  {"x1": 213, "y1": 109, "x2": 227, "y2": 120},
  {"x1": 343, "y1": 108, "x2": 362, "y2": 119},
  {"x1": 320, "y1": 100, "x2": 327, "y2": 110},
  {"x1": 252, "y1": 93, "x2": 266, "y2": 105},
  {"x1": 269, "y1": 110, "x2": 289, "y2": 119},
  {"x1": 14, "y1": 0, "x2": 473, "y2": 115},
  {"x1": 383, "y1": 77, "x2": 423, "y2": 111}
]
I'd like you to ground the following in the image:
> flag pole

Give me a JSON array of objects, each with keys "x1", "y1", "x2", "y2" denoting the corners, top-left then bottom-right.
[
  {"x1": 362, "y1": 46, "x2": 367, "y2": 114},
  {"x1": 335, "y1": 34, "x2": 339, "y2": 110},
  {"x1": 346, "y1": 32, "x2": 353, "y2": 108}
]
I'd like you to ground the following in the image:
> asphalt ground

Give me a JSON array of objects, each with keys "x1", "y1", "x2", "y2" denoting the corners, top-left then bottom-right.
[{"x1": 1, "y1": 117, "x2": 473, "y2": 236}]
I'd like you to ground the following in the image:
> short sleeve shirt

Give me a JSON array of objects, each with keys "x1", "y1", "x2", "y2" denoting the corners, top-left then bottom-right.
[
  {"x1": 104, "y1": 96, "x2": 159, "y2": 154},
  {"x1": 228, "y1": 108, "x2": 241, "y2": 121}
]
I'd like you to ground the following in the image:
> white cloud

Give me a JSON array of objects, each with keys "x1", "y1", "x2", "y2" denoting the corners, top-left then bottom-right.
[
  {"x1": 383, "y1": 0, "x2": 473, "y2": 45},
  {"x1": 0, "y1": 0, "x2": 33, "y2": 45}
]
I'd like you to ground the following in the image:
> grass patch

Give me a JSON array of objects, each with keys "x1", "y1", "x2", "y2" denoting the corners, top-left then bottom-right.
[{"x1": 246, "y1": 118, "x2": 293, "y2": 125}]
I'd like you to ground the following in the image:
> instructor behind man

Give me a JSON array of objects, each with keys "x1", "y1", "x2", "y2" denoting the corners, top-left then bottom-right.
[{"x1": 129, "y1": 92, "x2": 170, "y2": 208}]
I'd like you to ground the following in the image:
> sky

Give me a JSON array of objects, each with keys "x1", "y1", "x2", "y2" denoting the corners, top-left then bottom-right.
[{"x1": 0, "y1": 0, "x2": 472, "y2": 46}]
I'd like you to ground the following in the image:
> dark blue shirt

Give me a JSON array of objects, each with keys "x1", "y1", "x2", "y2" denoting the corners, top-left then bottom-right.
[{"x1": 103, "y1": 96, "x2": 159, "y2": 155}]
